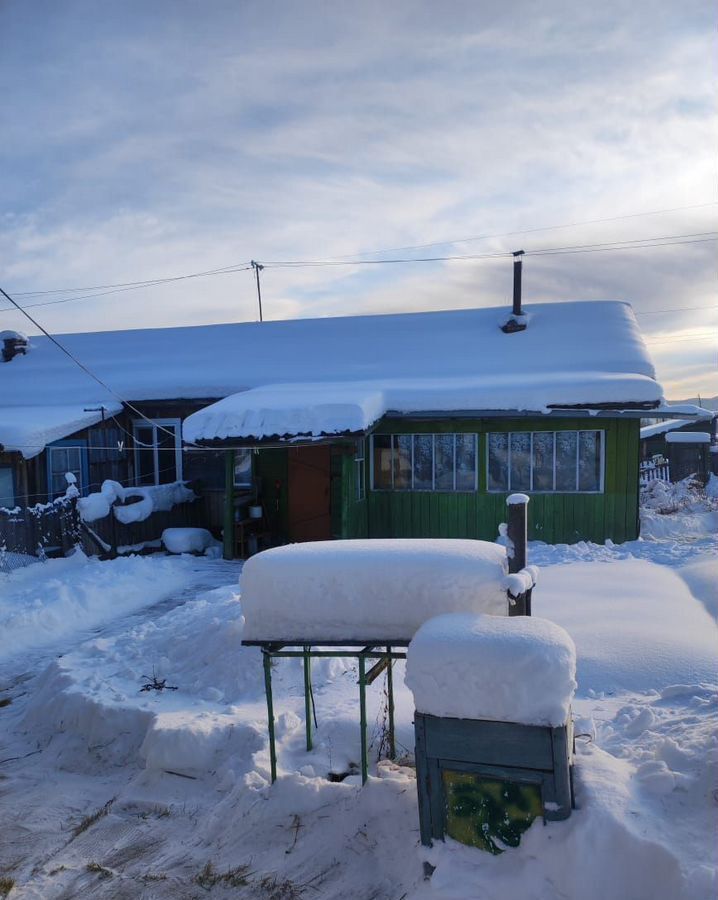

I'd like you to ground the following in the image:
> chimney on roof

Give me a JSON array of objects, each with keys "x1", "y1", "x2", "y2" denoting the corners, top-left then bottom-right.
[
  {"x1": 1, "y1": 330, "x2": 29, "y2": 362},
  {"x1": 500, "y1": 251, "x2": 527, "y2": 333}
]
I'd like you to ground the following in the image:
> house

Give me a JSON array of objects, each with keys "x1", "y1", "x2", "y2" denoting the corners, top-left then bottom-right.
[
  {"x1": 0, "y1": 297, "x2": 692, "y2": 554},
  {"x1": 640, "y1": 413, "x2": 717, "y2": 483}
]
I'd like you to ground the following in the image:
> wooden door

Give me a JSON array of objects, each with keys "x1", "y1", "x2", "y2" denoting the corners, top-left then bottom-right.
[{"x1": 287, "y1": 446, "x2": 332, "y2": 542}]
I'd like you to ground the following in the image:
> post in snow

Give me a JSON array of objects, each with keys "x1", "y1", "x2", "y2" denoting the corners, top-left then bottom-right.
[{"x1": 506, "y1": 492, "x2": 530, "y2": 616}]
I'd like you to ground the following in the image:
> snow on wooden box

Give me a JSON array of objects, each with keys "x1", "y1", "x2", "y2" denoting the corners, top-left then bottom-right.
[
  {"x1": 406, "y1": 613, "x2": 576, "y2": 727},
  {"x1": 240, "y1": 539, "x2": 511, "y2": 643}
]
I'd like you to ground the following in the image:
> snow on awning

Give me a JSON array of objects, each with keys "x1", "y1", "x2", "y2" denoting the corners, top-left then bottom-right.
[
  {"x1": 0, "y1": 403, "x2": 123, "y2": 459},
  {"x1": 665, "y1": 431, "x2": 711, "y2": 444},
  {"x1": 184, "y1": 371, "x2": 663, "y2": 444}
]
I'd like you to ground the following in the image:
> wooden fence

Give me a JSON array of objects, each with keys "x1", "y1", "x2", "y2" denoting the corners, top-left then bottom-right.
[
  {"x1": 1, "y1": 490, "x2": 208, "y2": 565},
  {"x1": 639, "y1": 459, "x2": 671, "y2": 486}
]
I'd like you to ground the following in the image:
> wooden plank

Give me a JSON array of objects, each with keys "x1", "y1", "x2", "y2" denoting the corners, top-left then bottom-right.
[{"x1": 421, "y1": 715, "x2": 554, "y2": 770}]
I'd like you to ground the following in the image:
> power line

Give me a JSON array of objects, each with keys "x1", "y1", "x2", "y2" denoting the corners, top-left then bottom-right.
[
  {"x1": 259, "y1": 231, "x2": 718, "y2": 268},
  {"x1": 636, "y1": 305, "x2": 717, "y2": 315},
  {"x1": 0, "y1": 284, "x2": 189, "y2": 442},
  {"x1": 321, "y1": 201, "x2": 718, "y2": 258}
]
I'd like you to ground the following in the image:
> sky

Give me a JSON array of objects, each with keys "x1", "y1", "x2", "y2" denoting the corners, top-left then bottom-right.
[{"x1": 0, "y1": 0, "x2": 716, "y2": 400}]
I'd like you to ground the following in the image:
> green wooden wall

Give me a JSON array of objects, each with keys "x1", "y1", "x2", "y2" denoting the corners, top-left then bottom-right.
[{"x1": 340, "y1": 417, "x2": 640, "y2": 545}]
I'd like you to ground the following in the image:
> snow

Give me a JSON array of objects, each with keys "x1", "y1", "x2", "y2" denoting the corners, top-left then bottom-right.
[
  {"x1": 0, "y1": 501, "x2": 716, "y2": 899},
  {"x1": 161, "y1": 527, "x2": 219, "y2": 554},
  {"x1": 0, "y1": 302, "x2": 662, "y2": 449},
  {"x1": 665, "y1": 431, "x2": 711, "y2": 443},
  {"x1": 0, "y1": 551, "x2": 211, "y2": 663},
  {"x1": 504, "y1": 565, "x2": 539, "y2": 597},
  {"x1": 240, "y1": 539, "x2": 511, "y2": 642},
  {"x1": 641, "y1": 416, "x2": 713, "y2": 439},
  {"x1": 506, "y1": 492, "x2": 530, "y2": 505},
  {"x1": 0, "y1": 402, "x2": 123, "y2": 459},
  {"x1": 536, "y1": 559, "x2": 717, "y2": 693},
  {"x1": 77, "y1": 480, "x2": 196, "y2": 523},
  {"x1": 405, "y1": 613, "x2": 576, "y2": 726}
]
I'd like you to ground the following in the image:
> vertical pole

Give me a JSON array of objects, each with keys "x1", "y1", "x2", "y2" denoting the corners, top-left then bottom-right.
[
  {"x1": 251, "y1": 261, "x2": 264, "y2": 322},
  {"x1": 223, "y1": 450, "x2": 235, "y2": 560},
  {"x1": 386, "y1": 646, "x2": 396, "y2": 760},
  {"x1": 303, "y1": 646, "x2": 313, "y2": 752},
  {"x1": 506, "y1": 493, "x2": 530, "y2": 616},
  {"x1": 263, "y1": 650, "x2": 277, "y2": 783},
  {"x1": 358, "y1": 655, "x2": 368, "y2": 784}
]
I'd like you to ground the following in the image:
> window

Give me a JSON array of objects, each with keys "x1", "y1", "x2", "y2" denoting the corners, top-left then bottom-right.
[
  {"x1": 47, "y1": 441, "x2": 88, "y2": 498},
  {"x1": 371, "y1": 434, "x2": 477, "y2": 492},
  {"x1": 234, "y1": 449, "x2": 253, "y2": 489},
  {"x1": 487, "y1": 430, "x2": 604, "y2": 493},
  {"x1": 133, "y1": 419, "x2": 182, "y2": 486},
  {"x1": 355, "y1": 439, "x2": 366, "y2": 501}
]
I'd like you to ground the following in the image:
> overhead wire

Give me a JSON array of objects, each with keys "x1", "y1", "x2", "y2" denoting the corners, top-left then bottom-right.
[{"x1": 0, "y1": 284, "x2": 196, "y2": 442}]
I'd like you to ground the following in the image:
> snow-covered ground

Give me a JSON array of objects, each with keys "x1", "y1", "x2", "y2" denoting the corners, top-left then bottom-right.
[{"x1": 0, "y1": 495, "x2": 716, "y2": 899}]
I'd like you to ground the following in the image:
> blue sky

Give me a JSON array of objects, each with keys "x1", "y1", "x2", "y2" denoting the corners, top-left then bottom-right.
[{"x1": 0, "y1": 0, "x2": 716, "y2": 398}]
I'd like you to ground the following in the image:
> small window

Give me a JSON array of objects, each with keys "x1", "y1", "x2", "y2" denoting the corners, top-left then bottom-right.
[
  {"x1": 487, "y1": 430, "x2": 603, "y2": 493},
  {"x1": 234, "y1": 449, "x2": 253, "y2": 489},
  {"x1": 133, "y1": 419, "x2": 182, "y2": 486},
  {"x1": 355, "y1": 439, "x2": 366, "y2": 501},
  {"x1": 370, "y1": 434, "x2": 478, "y2": 492},
  {"x1": 47, "y1": 443, "x2": 87, "y2": 498}
]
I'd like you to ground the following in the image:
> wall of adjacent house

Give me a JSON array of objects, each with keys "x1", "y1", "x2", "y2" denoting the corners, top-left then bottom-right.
[{"x1": 340, "y1": 416, "x2": 640, "y2": 545}]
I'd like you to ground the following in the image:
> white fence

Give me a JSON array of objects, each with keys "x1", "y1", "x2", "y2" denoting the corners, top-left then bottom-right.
[{"x1": 640, "y1": 459, "x2": 671, "y2": 486}]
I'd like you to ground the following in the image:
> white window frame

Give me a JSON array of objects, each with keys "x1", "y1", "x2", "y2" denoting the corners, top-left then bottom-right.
[
  {"x1": 369, "y1": 433, "x2": 478, "y2": 493},
  {"x1": 486, "y1": 430, "x2": 605, "y2": 494},
  {"x1": 355, "y1": 438, "x2": 366, "y2": 501},
  {"x1": 132, "y1": 418, "x2": 183, "y2": 486}
]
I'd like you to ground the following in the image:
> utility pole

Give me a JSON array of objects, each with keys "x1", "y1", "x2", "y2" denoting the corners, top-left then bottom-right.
[{"x1": 251, "y1": 260, "x2": 264, "y2": 322}]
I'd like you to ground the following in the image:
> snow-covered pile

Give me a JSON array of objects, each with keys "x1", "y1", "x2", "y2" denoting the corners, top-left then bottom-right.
[
  {"x1": 241, "y1": 539, "x2": 511, "y2": 642},
  {"x1": 640, "y1": 476, "x2": 718, "y2": 540},
  {"x1": 0, "y1": 551, "x2": 202, "y2": 662},
  {"x1": 77, "y1": 479, "x2": 196, "y2": 524},
  {"x1": 406, "y1": 613, "x2": 576, "y2": 726},
  {"x1": 161, "y1": 527, "x2": 220, "y2": 555},
  {"x1": 536, "y1": 558, "x2": 717, "y2": 692},
  {"x1": 665, "y1": 431, "x2": 711, "y2": 443}
]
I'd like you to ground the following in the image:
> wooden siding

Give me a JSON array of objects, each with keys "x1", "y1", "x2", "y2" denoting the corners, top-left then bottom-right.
[{"x1": 340, "y1": 417, "x2": 640, "y2": 545}]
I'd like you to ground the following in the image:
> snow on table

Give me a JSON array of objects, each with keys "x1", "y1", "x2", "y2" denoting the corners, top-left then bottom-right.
[
  {"x1": 240, "y1": 539, "x2": 512, "y2": 643},
  {"x1": 405, "y1": 613, "x2": 576, "y2": 726}
]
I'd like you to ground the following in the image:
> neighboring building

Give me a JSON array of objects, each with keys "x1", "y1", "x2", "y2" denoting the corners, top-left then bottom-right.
[
  {"x1": 0, "y1": 299, "x2": 680, "y2": 552},
  {"x1": 640, "y1": 415, "x2": 717, "y2": 483}
]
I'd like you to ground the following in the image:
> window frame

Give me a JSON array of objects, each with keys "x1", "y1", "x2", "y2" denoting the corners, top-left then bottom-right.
[
  {"x1": 369, "y1": 433, "x2": 478, "y2": 493},
  {"x1": 355, "y1": 438, "x2": 366, "y2": 501},
  {"x1": 486, "y1": 429, "x2": 605, "y2": 494},
  {"x1": 46, "y1": 439, "x2": 89, "y2": 499},
  {"x1": 132, "y1": 418, "x2": 183, "y2": 486}
]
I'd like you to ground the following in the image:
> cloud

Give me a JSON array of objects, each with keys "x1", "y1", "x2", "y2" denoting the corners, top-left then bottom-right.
[{"x1": 0, "y1": 0, "x2": 715, "y2": 397}]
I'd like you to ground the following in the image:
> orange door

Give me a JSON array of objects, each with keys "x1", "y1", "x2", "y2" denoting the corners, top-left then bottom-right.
[{"x1": 287, "y1": 446, "x2": 332, "y2": 542}]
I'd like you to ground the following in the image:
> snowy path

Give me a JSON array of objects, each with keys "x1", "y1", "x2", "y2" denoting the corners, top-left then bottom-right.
[{"x1": 0, "y1": 535, "x2": 716, "y2": 899}]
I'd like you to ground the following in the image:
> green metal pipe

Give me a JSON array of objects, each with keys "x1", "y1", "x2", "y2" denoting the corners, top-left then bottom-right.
[
  {"x1": 358, "y1": 655, "x2": 368, "y2": 784},
  {"x1": 303, "y1": 646, "x2": 313, "y2": 752},
  {"x1": 263, "y1": 651, "x2": 277, "y2": 783},
  {"x1": 386, "y1": 646, "x2": 396, "y2": 760}
]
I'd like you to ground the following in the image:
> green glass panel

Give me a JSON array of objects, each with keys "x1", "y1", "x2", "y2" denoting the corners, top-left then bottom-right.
[{"x1": 442, "y1": 770, "x2": 543, "y2": 855}]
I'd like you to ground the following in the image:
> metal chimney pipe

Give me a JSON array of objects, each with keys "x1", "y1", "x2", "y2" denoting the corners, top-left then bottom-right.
[{"x1": 512, "y1": 250, "x2": 524, "y2": 317}]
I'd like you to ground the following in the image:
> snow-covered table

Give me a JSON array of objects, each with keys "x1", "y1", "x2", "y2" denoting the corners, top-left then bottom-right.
[{"x1": 240, "y1": 530, "x2": 538, "y2": 784}]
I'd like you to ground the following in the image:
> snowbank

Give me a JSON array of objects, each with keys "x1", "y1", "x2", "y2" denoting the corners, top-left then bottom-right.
[
  {"x1": 406, "y1": 613, "x2": 576, "y2": 726},
  {"x1": 241, "y1": 539, "x2": 511, "y2": 642},
  {"x1": 0, "y1": 552, "x2": 202, "y2": 662},
  {"x1": 535, "y1": 559, "x2": 718, "y2": 693}
]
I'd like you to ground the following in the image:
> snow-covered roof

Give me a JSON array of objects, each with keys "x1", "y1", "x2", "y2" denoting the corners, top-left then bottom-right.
[
  {"x1": 641, "y1": 413, "x2": 714, "y2": 440},
  {"x1": 0, "y1": 301, "x2": 663, "y2": 454},
  {"x1": 0, "y1": 404, "x2": 123, "y2": 459}
]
